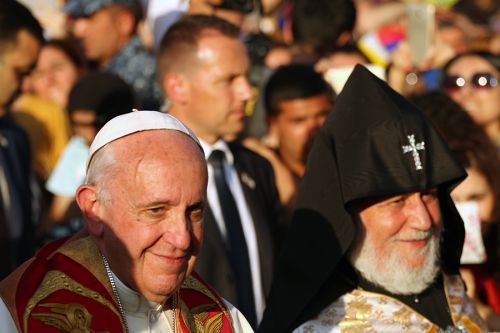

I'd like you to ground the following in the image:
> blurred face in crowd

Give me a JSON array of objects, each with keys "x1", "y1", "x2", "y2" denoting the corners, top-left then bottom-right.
[
  {"x1": 71, "y1": 6, "x2": 132, "y2": 65},
  {"x1": 78, "y1": 130, "x2": 207, "y2": 303},
  {"x1": 269, "y1": 94, "x2": 331, "y2": 177},
  {"x1": 315, "y1": 50, "x2": 368, "y2": 74},
  {"x1": 444, "y1": 55, "x2": 500, "y2": 136},
  {"x1": 70, "y1": 109, "x2": 98, "y2": 145},
  {"x1": 452, "y1": 167, "x2": 494, "y2": 224},
  {"x1": 31, "y1": 45, "x2": 80, "y2": 107},
  {"x1": 350, "y1": 190, "x2": 442, "y2": 294},
  {"x1": 174, "y1": 31, "x2": 253, "y2": 144},
  {"x1": 438, "y1": 24, "x2": 468, "y2": 54},
  {"x1": 0, "y1": 29, "x2": 40, "y2": 108},
  {"x1": 188, "y1": 0, "x2": 245, "y2": 27}
]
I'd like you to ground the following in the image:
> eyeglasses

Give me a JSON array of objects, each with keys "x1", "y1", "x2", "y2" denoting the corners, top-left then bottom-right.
[{"x1": 443, "y1": 72, "x2": 498, "y2": 91}]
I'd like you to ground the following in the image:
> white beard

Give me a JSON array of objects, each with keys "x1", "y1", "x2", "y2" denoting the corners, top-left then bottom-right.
[{"x1": 349, "y1": 230, "x2": 441, "y2": 295}]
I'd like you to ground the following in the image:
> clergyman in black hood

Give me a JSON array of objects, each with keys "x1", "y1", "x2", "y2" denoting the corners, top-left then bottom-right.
[{"x1": 258, "y1": 65, "x2": 488, "y2": 332}]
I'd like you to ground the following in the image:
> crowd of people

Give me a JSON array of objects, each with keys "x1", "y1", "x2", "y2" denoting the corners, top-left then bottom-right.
[{"x1": 0, "y1": 0, "x2": 498, "y2": 331}]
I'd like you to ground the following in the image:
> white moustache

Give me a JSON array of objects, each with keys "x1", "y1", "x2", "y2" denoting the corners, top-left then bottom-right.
[{"x1": 394, "y1": 230, "x2": 435, "y2": 242}]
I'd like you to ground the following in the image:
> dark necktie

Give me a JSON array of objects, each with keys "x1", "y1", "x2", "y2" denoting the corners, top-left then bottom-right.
[{"x1": 208, "y1": 150, "x2": 257, "y2": 327}]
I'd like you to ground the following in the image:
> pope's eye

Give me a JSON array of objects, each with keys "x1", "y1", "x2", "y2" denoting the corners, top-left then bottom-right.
[{"x1": 147, "y1": 207, "x2": 165, "y2": 216}]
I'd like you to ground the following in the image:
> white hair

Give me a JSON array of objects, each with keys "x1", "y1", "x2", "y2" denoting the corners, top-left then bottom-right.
[
  {"x1": 85, "y1": 144, "x2": 118, "y2": 203},
  {"x1": 349, "y1": 228, "x2": 441, "y2": 295}
]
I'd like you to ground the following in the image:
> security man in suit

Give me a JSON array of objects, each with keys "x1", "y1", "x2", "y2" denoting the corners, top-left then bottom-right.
[
  {"x1": 0, "y1": 0, "x2": 43, "y2": 279},
  {"x1": 157, "y1": 15, "x2": 281, "y2": 329}
]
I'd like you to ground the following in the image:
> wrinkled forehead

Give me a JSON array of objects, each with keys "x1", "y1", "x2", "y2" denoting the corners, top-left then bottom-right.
[
  {"x1": 112, "y1": 129, "x2": 201, "y2": 153},
  {"x1": 101, "y1": 130, "x2": 204, "y2": 168},
  {"x1": 87, "y1": 129, "x2": 205, "y2": 184},
  {"x1": 348, "y1": 188, "x2": 440, "y2": 214},
  {"x1": 103, "y1": 130, "x2": 207, "y2": 189}
]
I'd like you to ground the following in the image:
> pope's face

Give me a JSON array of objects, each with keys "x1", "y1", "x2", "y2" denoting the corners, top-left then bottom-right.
[
  {"x1": 96, "y1": 131, "x2": 207, "y2": 302},
  {"x1": 356, "y1": 190, "x2": 442, "y2": 269}
]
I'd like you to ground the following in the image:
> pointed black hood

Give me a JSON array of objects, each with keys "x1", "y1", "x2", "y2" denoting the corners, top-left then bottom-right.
[{"x1": 258, "y1": 65, "x2": 466, "y2": 333}]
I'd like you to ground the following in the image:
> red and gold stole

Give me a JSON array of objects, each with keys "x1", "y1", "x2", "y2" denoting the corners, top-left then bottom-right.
[{"x1": 1, "y1": 232, "x2": 236, "y2": 332}]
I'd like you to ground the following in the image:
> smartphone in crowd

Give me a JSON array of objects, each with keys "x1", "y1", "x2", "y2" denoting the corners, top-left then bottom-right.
[
  {"x1": 406, "y1": 3, "x2": 435, "y2": 66},
  {"x1": 455, "y1": 201, "x2": 486, "y2": 265}
]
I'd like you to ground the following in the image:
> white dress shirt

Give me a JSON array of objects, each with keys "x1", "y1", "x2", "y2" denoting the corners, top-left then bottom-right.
[
  {"x1": 112, "y1": 271, "x2": 253, "y2": 333},
  {"x1": 199, "y1": 139, "x2": 265, "y2": 323}
]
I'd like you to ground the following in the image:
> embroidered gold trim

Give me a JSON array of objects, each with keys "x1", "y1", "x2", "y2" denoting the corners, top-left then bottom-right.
[
  {"x1": 297, "y1": 274, "x2": 488, "y2": 332},
  {"x1": 180, "y1": 275, "x2": 234, "y2": 331},
  {"x1": 58, "y1": 235, "x2": 113, "y2": 296},
  {"x1": 182, "y1": 276, "x2": 232, "y2": 317},
  {"x1": 31, "y1": 303, "x2": 93, "y2": 332},
  {"x1": 352, "y1": 289, "x2": 434, "y2": 327},
  {"x1": 24, "y1": 270, "x2": 120, "y2": 330}
]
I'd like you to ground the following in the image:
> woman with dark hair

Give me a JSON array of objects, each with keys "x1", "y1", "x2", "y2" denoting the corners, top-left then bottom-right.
[
  {"x1": 29, "y1": 38, "x2": 87, "y2": 108},
  {"x1": 441, "y1": 51, "x2": 500, "y2": 150},
  {"x1": 12, "y1": 38, "x2": 87, "y2": 181},
  {"x1": 412, "y1": 91, "x2": 500, "y2": 329}
]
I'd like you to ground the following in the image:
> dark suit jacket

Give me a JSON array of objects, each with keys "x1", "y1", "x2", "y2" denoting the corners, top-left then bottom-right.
[
  {"x1": 0, "y1": 117, "x2": 35, "y2": 279},
  {"x1": 194, "y1": 143, "x2": 281, "y2": 308}
]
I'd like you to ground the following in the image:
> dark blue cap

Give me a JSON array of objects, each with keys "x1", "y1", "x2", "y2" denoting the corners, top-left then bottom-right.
[{"x1": 64, "y1": 0, "x2": 142, "y2": 18}]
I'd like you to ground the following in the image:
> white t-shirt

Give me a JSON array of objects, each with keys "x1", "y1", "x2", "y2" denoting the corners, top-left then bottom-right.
[{"x1": 45, "y1": 135, "x2": 89, "y2": 197}]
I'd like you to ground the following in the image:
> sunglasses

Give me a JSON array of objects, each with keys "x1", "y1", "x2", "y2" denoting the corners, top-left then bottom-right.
[{"x1": 443, "y1": 72, "x2": 498, "y2": 91}]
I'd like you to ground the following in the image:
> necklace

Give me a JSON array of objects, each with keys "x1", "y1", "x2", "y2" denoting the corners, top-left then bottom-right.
[
  {"x1": 101, "y1": 255, "x2": 177, "y2": 333},
  {"x1": 102, "y1": 254, "x2": 130, "y2": 333}
]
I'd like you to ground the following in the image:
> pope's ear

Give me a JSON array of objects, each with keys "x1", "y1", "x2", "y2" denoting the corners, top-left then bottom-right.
[{"x1": 75, "y1": 185, "x2": 104, "y2": 237}]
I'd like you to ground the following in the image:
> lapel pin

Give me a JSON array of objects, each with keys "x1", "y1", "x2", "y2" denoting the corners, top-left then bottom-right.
[{"x1": 241, "y1": 172, "x2": 256, "y2": 189}]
